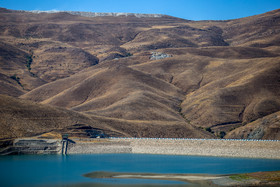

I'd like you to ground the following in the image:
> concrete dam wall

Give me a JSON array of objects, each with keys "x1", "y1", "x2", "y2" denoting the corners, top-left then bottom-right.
[
  {"x1": 67, "y1": 138, "x2": 280, "y2": 159},
  {"x1": 1, "y1": 138, "x2": 280, "y2": 159}
]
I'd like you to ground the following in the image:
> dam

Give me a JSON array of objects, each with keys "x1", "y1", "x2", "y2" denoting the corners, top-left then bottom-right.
[{"x1": 1, "y1": 137, "x2": 279, "y2": 159}]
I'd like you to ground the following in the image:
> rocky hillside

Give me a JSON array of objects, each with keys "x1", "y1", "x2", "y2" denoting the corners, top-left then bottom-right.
[{"x1": 0, "y1": 8, "x2": 279, "y2": 140}]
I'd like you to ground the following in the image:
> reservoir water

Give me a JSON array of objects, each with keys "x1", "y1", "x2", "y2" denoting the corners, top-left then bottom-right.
[{"x1": 1, "y1": 153, "x2": 280, "y2": 186}]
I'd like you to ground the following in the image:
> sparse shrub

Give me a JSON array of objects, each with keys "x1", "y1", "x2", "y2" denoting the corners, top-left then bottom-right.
[
  {"x1": 26, "y1": 55, "x2": 33, "y2": 71},
  {"x1": 10, "y1": 74, "x2": 23, "y2": 87},
  {"x1": 126, "y1": 52, "x2": 133, "y2": 57},
  {"x1": 30, "y1": 72, "x2": 36, "y2": 77},
  {"x1": 219, "y1": 131, "x2": 226, "y2": 138},
  {"x1": 10, "y1": 74, "x2": 19, "y2": 81},
  {"x1": 205, "y1": 127, "x2": 212, "y2": 133}
]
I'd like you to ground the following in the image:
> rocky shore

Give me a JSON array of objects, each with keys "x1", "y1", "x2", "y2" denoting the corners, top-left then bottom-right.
[{"x1": 67, "y1": 138, "x2": 280, "y2": 159}]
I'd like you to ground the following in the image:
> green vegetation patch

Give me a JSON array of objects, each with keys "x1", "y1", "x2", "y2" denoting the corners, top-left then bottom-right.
[{"x1": 229, "y1": 174, "x2": 252, "y2": 181}]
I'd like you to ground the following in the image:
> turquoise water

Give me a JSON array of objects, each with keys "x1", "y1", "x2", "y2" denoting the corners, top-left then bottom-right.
[{"x1": 1, "y1": 154, "x2": 280, "y2": 186}]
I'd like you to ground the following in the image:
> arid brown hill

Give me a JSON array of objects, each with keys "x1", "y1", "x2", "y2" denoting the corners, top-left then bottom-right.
[{"x1": 0, "y1": 8, "x2": 279, "y2": 140}]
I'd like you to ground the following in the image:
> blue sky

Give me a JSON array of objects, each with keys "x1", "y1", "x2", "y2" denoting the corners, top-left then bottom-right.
[{"x1": 0, "y1": 0, "x2": 280, "y2": 20}]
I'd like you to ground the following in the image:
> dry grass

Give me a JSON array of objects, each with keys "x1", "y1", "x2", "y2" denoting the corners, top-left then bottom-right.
[{"x1": 37, "y1": 132, "x2": 62, "y2": 139}]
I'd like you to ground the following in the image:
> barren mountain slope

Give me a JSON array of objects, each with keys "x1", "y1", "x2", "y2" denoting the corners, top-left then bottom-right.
[
  {"x1": 1, "y1": 8, "x2": 280, "y2": 139},
  {"x1": 22, "y1": 65, "x2": 184, "y2": 120},
  {"x1": 225, "y1": 111, "x2": 280, "y2": 140},
  {"x1": 0, "y1": 94, "x2": 130, "y2": 140},
  {"x1": 0, "y1": 8, "x2": 188, "y2": 83},
  {"x1": 128, "y1": 50, "x2": 280, "y2": 136},
  {"x1": 0, "y1": 94, "x2": 211, "y2": 140},
  {"x1": 222, "y1": 9, "x2": 280, "y2": 48},
  {"x1": 0, "y1": 41, "x2": 46, "y2": 95}
]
